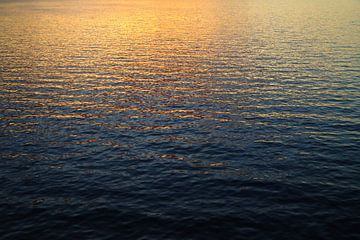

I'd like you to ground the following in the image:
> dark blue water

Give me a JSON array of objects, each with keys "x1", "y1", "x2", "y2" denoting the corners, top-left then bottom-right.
[{"x1": 1, "y1": 0, "x2": 360, "y2": 239}]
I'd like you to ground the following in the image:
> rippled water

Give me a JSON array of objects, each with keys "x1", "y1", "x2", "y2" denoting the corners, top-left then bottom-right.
[{"x1": 1, "y1": 0, "x2": 360, "y2": 239}]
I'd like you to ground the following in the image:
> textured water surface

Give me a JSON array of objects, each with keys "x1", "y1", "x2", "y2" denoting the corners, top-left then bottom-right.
[{"x1": 0, "y1": 0, "x2": 360, "y2": 239}]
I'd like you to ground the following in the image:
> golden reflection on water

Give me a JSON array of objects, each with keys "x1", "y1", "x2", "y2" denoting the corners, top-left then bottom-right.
[{"x1": 1, "y1": 0, "x2": 359, "y2": 173}]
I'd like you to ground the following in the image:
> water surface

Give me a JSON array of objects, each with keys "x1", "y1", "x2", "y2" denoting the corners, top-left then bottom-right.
[{"x1": 1, "y1": 0, "x2": 360, "y2": 239}]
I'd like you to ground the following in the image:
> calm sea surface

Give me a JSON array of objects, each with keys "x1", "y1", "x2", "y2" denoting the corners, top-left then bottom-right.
[{"x1": 0, "y1": 0, "x2": 359, "y2": 239}]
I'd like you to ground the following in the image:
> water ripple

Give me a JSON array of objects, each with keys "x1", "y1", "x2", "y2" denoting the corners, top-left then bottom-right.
[{"x1": 1, "y1": 0, "x2": 360, "y2": 239}]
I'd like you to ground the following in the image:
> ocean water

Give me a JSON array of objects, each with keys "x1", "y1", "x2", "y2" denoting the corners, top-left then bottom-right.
[{"x1": 0, "y1": 0, "x2": 359, "y2": 239}]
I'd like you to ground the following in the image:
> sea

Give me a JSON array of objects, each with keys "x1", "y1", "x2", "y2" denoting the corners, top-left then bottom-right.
[{"x1": 0, "y1": 0, "x2": 359, "y2": 239}]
